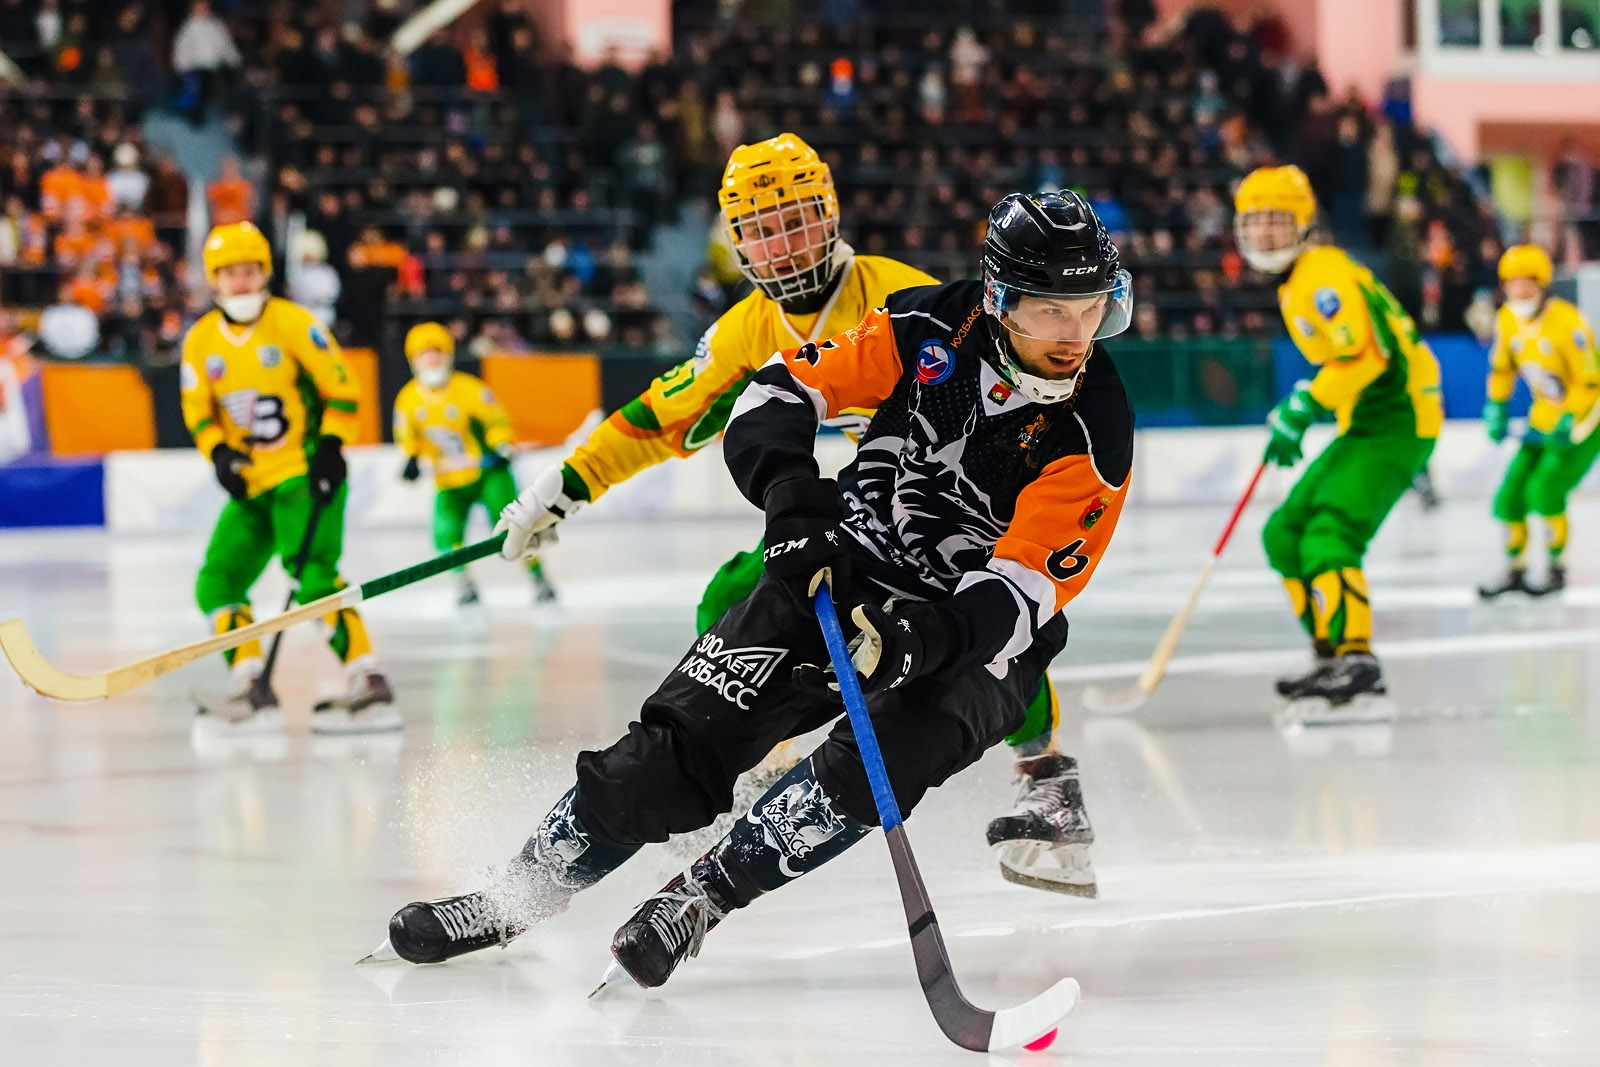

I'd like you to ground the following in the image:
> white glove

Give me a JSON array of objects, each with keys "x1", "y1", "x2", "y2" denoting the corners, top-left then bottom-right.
[{"x1": 494, "y1": 463, "x2": 585, "y2": 562}]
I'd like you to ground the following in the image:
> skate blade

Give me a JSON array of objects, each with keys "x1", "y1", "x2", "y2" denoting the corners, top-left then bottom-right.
[
  {"x1": 588, "y1": 958, "x2": 640, "y2": 999},
  {"x1": 356, "y1": 937, "x2": 400, "y2": 965},
  {"x1": 1279, "y1": 693, "x2": 1396, "y2": 728},
  {"x1": 995, "y1": 841, "x2": 1098, "y2": 898}
]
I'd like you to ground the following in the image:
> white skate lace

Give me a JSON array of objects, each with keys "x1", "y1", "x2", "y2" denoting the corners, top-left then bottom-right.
[
  {"x1": 1016, "y1": 774, "x2": 1071, "y2": 817},
  {"x1": 432, "y1": 895, "x2": 506, "y2": 946},
  {"x1": 644, "y1": 872, "x2": 727, "y2": 960}
]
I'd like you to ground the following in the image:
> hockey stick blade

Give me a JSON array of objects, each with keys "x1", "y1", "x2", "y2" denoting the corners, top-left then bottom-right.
[
  {"x1": 1079, "y1": 679, "x2": 1151, "y2": 716},
  {"x1": 1, "y1": 533, "x2": 507, "y2": 703},
  {"x1": 814, "y1": 584, "x2": 1079, "y2": 1050}
]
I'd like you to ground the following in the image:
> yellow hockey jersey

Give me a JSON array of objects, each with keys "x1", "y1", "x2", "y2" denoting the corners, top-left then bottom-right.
[
  {"x1": 180, "y1": 298, "x2": 360, "y2": 498},
  {"x1": 1279, "y1": 245, "x2": 1443, "y2": 440},
  {"x1": 562, "y1": 254, "x2": 938, "y2": 502},
  {"x1": 1486, "y1": 298, "x2": 1600, "y2": 435},
  {"x1": 393, "y1": 371, "x2": 515, "y2": 490}
]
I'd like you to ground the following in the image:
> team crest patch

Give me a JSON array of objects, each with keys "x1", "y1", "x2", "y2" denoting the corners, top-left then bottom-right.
[
  {"x1": 1577, "y1": 329, "x2": 1589, "y2": 350},
  {"x1": 445, "y1": 405, "x2": 459, "y2": 420},
  {"x1": 1538, "y1": 338, "x2": 1554, "y2": 356},
  {"x1": 1294, "y1": 316, "x2": 1316, "y2": 339},
  {"x1": 1510, "y1": 336, "x2": 1525, "y2": 354},
  {"x1": 1313, "y1": 287, "x2": 1341, "y2": 319},
  {"x1": 916, "y1": 339, "x2": 955, "y2": 385},
  {"x1": 309, "y1": 326, "x2": 330, "y2": 350},
  {"x1": 1080, "y1": 495, "x2": 1111, "y2": 530},
  {"x1": 988, "y1": 381, "x2": 1012, "y2": 404},
  {"x1": 257, "y1": 344, "x2": 282, "y2": 370},
  {"x1": 205, "y1": 354, "x2": 226, "y2": 381}
]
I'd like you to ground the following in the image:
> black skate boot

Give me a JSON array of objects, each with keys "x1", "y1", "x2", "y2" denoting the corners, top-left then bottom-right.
[
  {"x1": 1275, "y1": 646, "x2": 1337, "y2": 698},
  {"x1": 986, "y1": 754, "x2": 1097, "y2": 897},
  {"x1": 382, "y1": 891, "x2": 526, "y2": 964},
  {"x1": 1529, "y1": 562, "x2": 1567, "y2": 597},
  {"x1": 1411, "y1": 468, "x2": 1440, "y2": 511},
  {"x1": 532, "y1": 571, "x2": 558, "y2": 604},
  {"x1": 457, "y1": 578, "x2": 481, "y2": 608},
  {"x1": 1282, "y1": 651, "x2": 1394, "y2": 726},
  {"x1": 312, "y1": 671, "x2": 400, "y2": 734},
  {"x1": 605, "y1": 858, "x2": 734, "y2": 989},
  {"x1": 1478, "y1": 566, "x2": 1530, "y2": 600},
  {"x1": 365, "y1": 787, "x2": 641, "y2": 966}
]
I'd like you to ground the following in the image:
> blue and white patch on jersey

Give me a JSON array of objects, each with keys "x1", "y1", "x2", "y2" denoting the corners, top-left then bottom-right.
[
  {"x1": 1293, "y1": 316, "x2": 1316, "y2": 339},
  {"x1": 915, "y1": 339, "x2": 955, "y2": 386},
  {"x1": 1577, "y1": 329, "x2": 1589, "y2": 350},
  {"x1": 1313, "y1": 287, "x2": 1341, "y2": 320},
  {"x1": 257, "y1": 344, "x2": 282, "y2": 370},
  {"x1": 480, "y1": 387, "x2": 494, "y2": 404},
  {"x1": 1539, "y1": 337, "x2": 1554, "y2": 356},
  {"x1": 309, "y1": 326, "x2": 330, "y2": 350},
  {"x1": 205, "y1": 354, "x2": 226, "y2": 381},
  {"x1": 693, "y1": 322, "x2": 717, "y2": 373}
]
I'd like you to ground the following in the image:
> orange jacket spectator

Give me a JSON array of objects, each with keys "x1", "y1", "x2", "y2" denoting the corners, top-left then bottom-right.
[
  {"x1": 63, "y1": 273, "x2": 108, "y2": 316},
  {"x1": 208, "y1": 177, "x2": 253, "y2": 225},
  {"x1": 464, "y1": 45, "x2": 499, "y2": 92},
  {"x1": 54, "y1": 224, "x2": 107, "y2": 267},
  {"x1": 105, "y1": 214, "x2": 157, "y2": 253},
  {"x1": 40, "y1": 165, "x2": 81, "y2": 220},
  {"x1": 349, "y1": 230, "x2": 407, "y2": 270},
  {"x1": 19, "y1": 215, "x2": 50, "y2": 267}
]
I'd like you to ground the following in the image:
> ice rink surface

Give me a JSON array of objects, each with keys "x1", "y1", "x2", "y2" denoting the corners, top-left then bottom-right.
[{"x1": 4, "y1": 494, "x2": 1600, "y2": 1065}]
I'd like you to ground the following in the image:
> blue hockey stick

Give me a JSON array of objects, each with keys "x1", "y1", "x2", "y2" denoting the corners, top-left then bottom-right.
[{"x1": 812, "y1": 583, "x2": 1079, "y2": 1051}]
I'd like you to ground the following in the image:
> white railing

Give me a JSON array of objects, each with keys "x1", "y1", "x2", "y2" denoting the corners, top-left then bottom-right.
[{"x1": 1417, "y1": 0, "x2": 1600, "y2": 78}]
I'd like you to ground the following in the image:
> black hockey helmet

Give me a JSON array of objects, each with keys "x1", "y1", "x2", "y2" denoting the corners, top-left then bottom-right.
[{"x1": 981, "y1": 191, "x2": 1132, "y2": 342}]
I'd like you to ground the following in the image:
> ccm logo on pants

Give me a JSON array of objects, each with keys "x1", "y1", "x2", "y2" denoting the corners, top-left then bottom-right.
[{"x1": 677, "y1": 633, "x2": 789, "y2": 708}]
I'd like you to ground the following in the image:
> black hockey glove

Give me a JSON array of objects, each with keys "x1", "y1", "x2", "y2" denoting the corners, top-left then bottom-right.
[
  {"x1": 762, "y1": 475, "x2": 850, "y2": 600},
  {"x1": 210, "y1": 443, "x2": 251, "y2": 502},
  {"x1": 400, "y1": 455, "x2": 421, "y2": 482},
  {"x1": 483, "y1": 443, "x2": 513, "y2": 470},
  {"x1": 848, "y1": 600, "x2": 955, "y2": 696},
  {"x1": 308, "y1": 434, "x2": 346, "y2": 503}
]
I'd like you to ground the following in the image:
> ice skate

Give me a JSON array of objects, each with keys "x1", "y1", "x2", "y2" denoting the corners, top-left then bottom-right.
[
  {"x1": 363, "y1": 891, "x2": 525, "y2": 965},
  {"x1": 1528, "y1": 562, "x2": 1566, "y2": 597},
  {"x1": 985, "y1": 754, "x2": 1097, "y2": 897},
  {"x1": 1274, "y1": 653, "x2": 1336, "y2": 698},
  {"x1": 602, "y1": 861, "x2": 732, "y2": 991},
  {"x1": 312, "y1": 670, "x2": 401, "y2": 734},
  {"x1": 1477, "y1": 566, "x2": 1531, "y2": 600},
  {"x1": 456, "y1": 577, "x2": 481, "y2": 609},
  {"x1": 1280, "y1": 652, "x2": 1395, "y2": 727},
  {"x1": 191, "y1": 675, "x2": 283, "y2": 732},
  {"x1": 532, "y1": 571, "x2": 558, "y2": 605},
  {"x1": 1410, "y1": 468, "x2": 1440, "y2": 511}
]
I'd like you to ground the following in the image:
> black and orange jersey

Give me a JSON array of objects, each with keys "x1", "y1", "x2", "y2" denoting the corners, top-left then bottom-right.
[{"x1": 725, "y1": 280, "x2": 1134, "y2": 670}]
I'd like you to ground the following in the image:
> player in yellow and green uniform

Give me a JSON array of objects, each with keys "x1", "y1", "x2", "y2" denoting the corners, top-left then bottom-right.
[
  {"x1": 493, "y1": 133, "x2": 1093, "y2": 894},
  {"x1": 1478, "y1": 245, "x2": 1600, "y2": 599},
  {"x1": 1235, "y1": 165, "x2": 1443, "y2": 713},
  {"x1": 393, "y1": 322, "x2": 556, "y2": 607},
  {"x1": 182, "y1": 221, "x2": 399, "y2": 737}
]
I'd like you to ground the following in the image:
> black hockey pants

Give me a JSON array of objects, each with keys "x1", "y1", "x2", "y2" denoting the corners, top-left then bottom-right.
[{"x1": 570, "y1": 572, "x2": 1069, "y2": 846}]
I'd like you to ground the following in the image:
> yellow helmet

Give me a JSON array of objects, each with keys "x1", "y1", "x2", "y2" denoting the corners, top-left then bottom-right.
[
  {"x1": 202, "y1": 221, "x2": 273, "y2": 283},
  {"x1": 1233, "y1": 165, "x2": 1316, "y2": 274},
  {"x1": 717, "y1": 132, "x2": 841, "y2": 307},
  {"x1": 404, "y1": 321, "x2": 455, "y2": 361},
  {"x1": 1498, "y1": 244, "x2": 1552, "y2": 288}
]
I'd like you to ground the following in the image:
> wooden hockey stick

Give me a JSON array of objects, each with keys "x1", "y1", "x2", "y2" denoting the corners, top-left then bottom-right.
[
  {"x1": 814, "y1": 584, "x2": 1078, "y2": 1051},
  {"x1": 1080, "y1": 460, "x2": 1268, "y2": 716},
  {"x1": 1, "y1": 533, "x2": 508, "y2": 703}
]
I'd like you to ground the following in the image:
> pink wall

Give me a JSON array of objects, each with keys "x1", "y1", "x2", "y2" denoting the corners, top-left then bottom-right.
[
  {"x1": 566, "y1": 0, "x2": 671, "y2": 66},
  {"x1": 1413, "y1": 78, "x2": 1600, "y2": 161},
  {"x1": 1316, "y1": 0, "x2": 1401, "y2": 104}
]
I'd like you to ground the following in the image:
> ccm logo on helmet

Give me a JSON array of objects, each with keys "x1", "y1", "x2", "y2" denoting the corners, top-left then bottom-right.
[{"x1": 1060, "y1": 264, "x2": 1098, "y2": 277}]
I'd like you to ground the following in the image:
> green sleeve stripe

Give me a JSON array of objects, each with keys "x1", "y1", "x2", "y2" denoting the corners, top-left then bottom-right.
[
  {"x1": 326, "y1": 399, "x2": 359, "y2": 414},
  {"x1": 618, "y1": 397, "x2": 660, "y2": 432},
  {"x1": 560, "y1": 462, "x2": 593, "y2": 503},
  {"x1": 193, "y1": 417, "x2": 215, "y2": 434}
]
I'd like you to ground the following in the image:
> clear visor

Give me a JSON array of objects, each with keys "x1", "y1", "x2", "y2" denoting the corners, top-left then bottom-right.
[
  {"x1": 727, "y1": 194, "x2": 840, "y2": 303},
  {"x1": 1234, "y1": 209, "x2": 1306, "y2": 271},
  {"x1": 986, "y1": 271, "x2": 1133, "y2": 342}
]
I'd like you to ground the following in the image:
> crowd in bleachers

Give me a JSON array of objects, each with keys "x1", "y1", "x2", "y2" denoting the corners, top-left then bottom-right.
[{"x1": 0, "y1": 0, "x2": 1523, "y2": 367}]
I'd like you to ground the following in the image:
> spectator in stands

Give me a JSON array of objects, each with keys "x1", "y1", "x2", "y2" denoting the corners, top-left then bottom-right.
[
  {"x1": 107, "y1": 143, "x2": 147, "y2": 212},
  {"x1": 410, "y1": 30, "x2": 466, "y2": 90},
  {"x1": 112, "y1": 5, "x2": 159, "y2": 119},
  {"x1": 172, "y1": 0, "x2": 241, "y2": 123},
  {"x1": 290, "y1": 229, "x2": 340, "y2": 329},
  {"x1": 148, "y1": 154, "x2": 188, "y2": 254},
  {"x1": 207, "y1": 155, "x2": 253, "y2": 227}
]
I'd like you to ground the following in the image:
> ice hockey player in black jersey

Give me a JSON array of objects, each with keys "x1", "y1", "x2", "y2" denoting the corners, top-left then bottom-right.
[{"x1": 367, "y1": 191, "x2": 1138, "y2": 991}]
